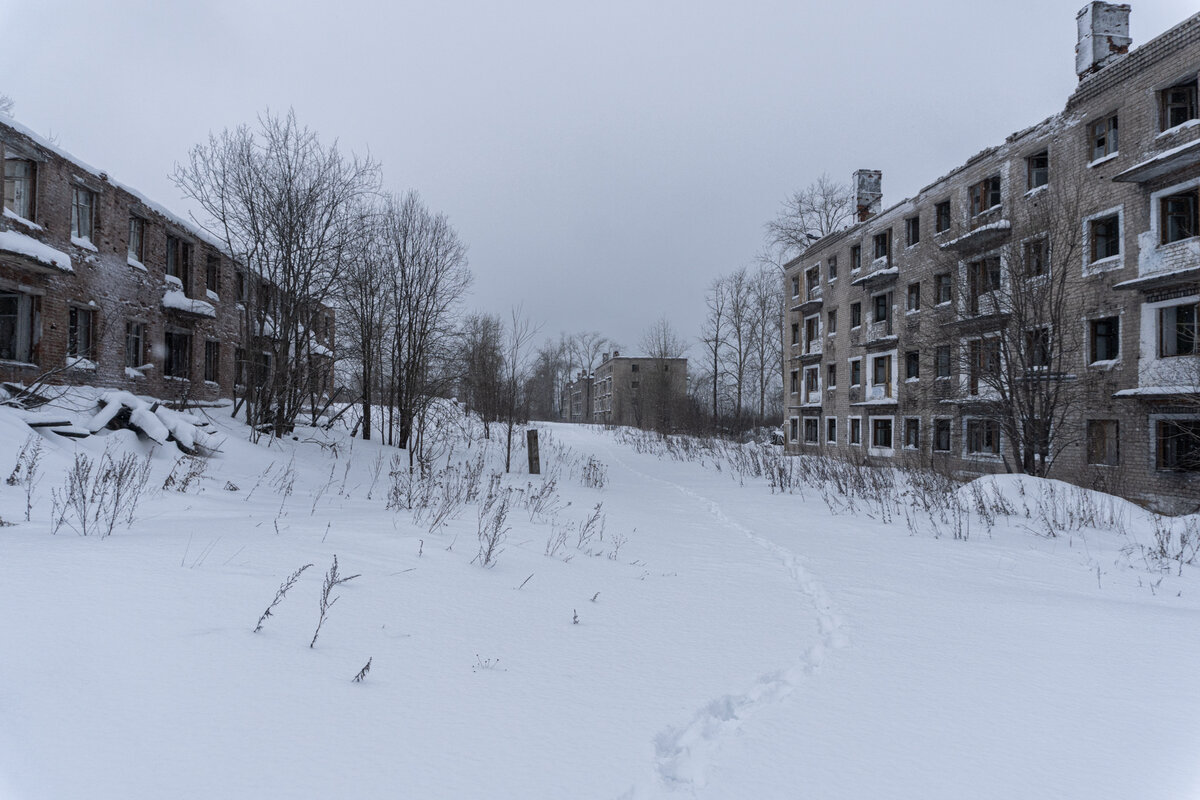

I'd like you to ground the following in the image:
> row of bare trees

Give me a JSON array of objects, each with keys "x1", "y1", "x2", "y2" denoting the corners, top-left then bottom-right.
[
  {"x1": 697, "y1": 265, "x2": 782, "y2": 428},
  {"x1": 175, "y1": 110, "x2": 474, "y2": 469}
]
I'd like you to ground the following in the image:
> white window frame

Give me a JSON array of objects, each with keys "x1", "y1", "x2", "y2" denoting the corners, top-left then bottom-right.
[{"x1": 868, "y1": 414, "x2": 895, "y2": 457}]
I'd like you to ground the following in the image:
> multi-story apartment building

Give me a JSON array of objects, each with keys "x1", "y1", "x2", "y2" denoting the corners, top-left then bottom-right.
[
  {"x1": 560, "y1": 371, "x2": 594, "y2": 423},
  {"x1": 567, "y1": 350, "x2": 688, "y2": 430},
  {"x1": 0, "y1": 116, "x2": 334, "y2": 405},
  {"x1": 783, "y1": 3, "x2": 1200, "y2": 511}
]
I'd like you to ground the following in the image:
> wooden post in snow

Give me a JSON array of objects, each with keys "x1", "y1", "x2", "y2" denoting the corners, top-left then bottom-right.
[{"x1": 527, "y1": 429, "x2": 540, "y2": 475}]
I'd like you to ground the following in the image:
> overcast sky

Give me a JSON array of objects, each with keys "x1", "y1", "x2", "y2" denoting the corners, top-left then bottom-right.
[{"x1": 2, "y1": 0, "x2": 1195, "y2": 355}]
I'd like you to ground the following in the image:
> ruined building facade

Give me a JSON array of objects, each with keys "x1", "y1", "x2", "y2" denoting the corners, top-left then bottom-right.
[
  {"x1": 783, "y1": 3, "x2": 1200, "y2": 511},
  {"x1": 561, "y1": 350, "x2": 688, "y2": 430},
  {"x1": 0, "y1": 117, "x2": 334, "y2": 405}
]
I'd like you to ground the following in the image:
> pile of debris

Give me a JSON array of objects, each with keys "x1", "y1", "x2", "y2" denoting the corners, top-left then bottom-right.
[{"x1": 87, "y1": 391, "x2": 218, "y2": 455}]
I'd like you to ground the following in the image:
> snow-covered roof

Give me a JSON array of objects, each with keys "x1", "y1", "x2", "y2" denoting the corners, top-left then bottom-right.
[{"x1": 0, "y1": 114, "x2": 231, "y2": 257}]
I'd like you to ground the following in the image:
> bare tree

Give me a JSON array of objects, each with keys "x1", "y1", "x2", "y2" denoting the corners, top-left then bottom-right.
[
  {"x1": 459, "y1": 312, "x2": 505, "y2": 438},
  {"x1": 381, "y1": 190, "x2": 472, "y2": 466},
  {"x1": 922, "y1": 191, "x2": 1086, "y2": 476},
  {"x1": 749, "y1": 264, "x2": 783, "y2": 423},
  {"x1": 699, "y1": 276, "x2": 730, "y2": 420},
  {"x1": 501, "y1": 305, "x2": 540, "y2": 472},
  {"x1": 174, "y1": 108, "x2": 380, "y2": 438},
  {"x1": 336, "y1": 201, "x2": 390, "y2": 440},
  {"x1": 0, "y1": 94, "x2": 14, "y2": 115},
  {"x1": 637, "y1": 317, "x2": 687, "y2": 433},
  {"x1": 567, "y1": 331, "x2": 614, "y2": 376},
  {"x1": 765, "y1": 174, "x2": 854, "y2": 263}
]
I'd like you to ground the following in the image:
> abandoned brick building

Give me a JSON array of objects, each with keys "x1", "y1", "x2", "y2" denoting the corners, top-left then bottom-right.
[
  {"x1": 783, "y1": 3, "x2": 1200, "y2": 511},
  {"x1": 560, "y1": 350, "x2": 688, "y2": 429},
  {"x1": 0, "y1": 116, "x2": 334, "y2": 405}
]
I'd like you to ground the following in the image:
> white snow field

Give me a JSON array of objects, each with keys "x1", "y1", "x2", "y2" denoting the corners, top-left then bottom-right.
[{"x1": 1, "y1": 397, "x2": 1199, "y2": 799}]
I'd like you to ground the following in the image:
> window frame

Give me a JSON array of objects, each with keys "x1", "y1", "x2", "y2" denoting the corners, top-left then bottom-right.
[
  {"x1": 3, "y1": 158, "x2": 36, "y2": 221},
  {"x1": 1089, "y1": 114, "x2": 1119, "y2": 162},
  {"x1": 905, "y1": 215, "x2": 920, "y2": 247},
  {"x1": 969, "y1": 175, "x2": 1002, "y2": 217},
  {"x1": 125, "y1": 320, "x2": 145, "y2": 370},
  {"x1": 67, "y1": 306, "x2": 95, "y2": 360},
  {"x1": 70, "y1": 185, "x2": 94, "y2": 241},
  {"x1": 1089, "y1": 316, "x2": 1120, "y2": 363},
  {"x1": 1160, "y1": 79, "x2": 1198, "y2": 131},
  {"x1": 1026, "y1": 150, "x2": 1049, "y2": 191},
  {"x1": 0, "y1": 289, "x2": 36, "y2": 364},
  {"x1": 1086, "y1": 419, "x2": 1120, "y2": 466}
]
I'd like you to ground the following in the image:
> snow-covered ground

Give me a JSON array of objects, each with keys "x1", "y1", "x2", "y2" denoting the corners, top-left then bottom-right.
[{"x1": 1, "y1": 397, "x2": 1198, "y2": 799}]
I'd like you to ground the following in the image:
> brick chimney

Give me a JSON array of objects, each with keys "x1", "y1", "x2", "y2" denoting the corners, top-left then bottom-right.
[
  {"x1": 853, "y1": 169, "x2": 882, "y2": 222},
  {"x1": 1076, "y1": 2, "x2": 1131, "y2": 80}
]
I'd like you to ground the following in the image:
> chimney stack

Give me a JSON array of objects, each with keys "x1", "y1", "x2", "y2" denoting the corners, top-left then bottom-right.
[
  {"x1": 853, "y1": 169, "x2": 882, "y2": 223},
  {"x1": 612, "y1": 350, "x2": 619, "y2": 358},
  {"x1": 1076, "y1": 2, "x2": 1131, "y2": 80}
]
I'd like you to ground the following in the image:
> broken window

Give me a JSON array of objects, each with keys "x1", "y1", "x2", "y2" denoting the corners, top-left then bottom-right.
[
  {"x1": 935, "y1": 200, "x2": 951, "y2": 233},
  {"x1": 849, "y1": 417, "x2": 862, "y2": 445},
  {"x1": 165, "y1": 330, "x2": 191, "y2": 379},
  {"x1": 1086, "y1": 419, "x2": 1120, "y2": 466},
  {"x1": 791, "y1": 322, "x2": 800, "y2": 346},
  {"x1": 905, "y1": 215, "x2": 920, "y2": 246},
  {"x1": 4, "y1": 159, "x2": 35, "y2": 220},
  {"x1": 125, "y1": 321, "x2": 144, "y2": 369},
  {"x1": 1157, "y1": 419, "x2": 1200, "y2": 471},
  {"x1": 1159, "y1": 302, "x2": 1198, "y2": 357},
  {"x1": 68, "y1": 307, "x2": 95, "y2": 359},
  {"x1": 806, "y1": 266, "x2": 820, "y2": 299},
  {"x1": 904, "y1": 418, "x2": 921, "y2": 449},
  {"x1": 804, "y1": 418, "x2": 819, "y2": 444},
  {"x1": 850, "y1": 358, "x2": 862, "y2": 387},
  {"x1": 71, "y1": 186, "x2": 94, "y2": 240},
  {"x1": 1160, "y1": 191, "x2": 1199, "y2": 244},
  {"x1": 966, "y1": 418, "x2": 1001, "y2": 455},
  {"x1": 204, "y1": 340, "x2": 220, "y2": 383},
  {"x1": 1023, "y1": 237, "x2": 1048, "y2": 277},
  {"x1": 0, "y1": 290, "x2": 35, "y2": 363},
  {"x1": 826, "y1": 417, "x2": 837, "y2": 443},
  {"x1": 827, "y1": 255, "x2": 838, "y2": 281},
  {"x1": 935, "y1": 272, "x2": 952, "y2": 304},
  {"x1": 166, "y1": 235, "x2": 193, "y2": 291},
  {"x1": 1160, "y1": 79, "x2": 1198, "y2": 131},
  {"x1": 827, "y1": 308, "x2": 837, "y2": 333},
  {"x1": 873, "y1": 229, "x2": 891, "y2": 262},
  {"x1": 791, "y1": 274, "x2": 800, "y2": 297},
  {"x1": 850, "y1": 244, "x2": 862, "y2": 271},
  {"x1": 905, "y1": 350, "x2": 920, "y2": 380},
  {"x1": 871, "y1": 418, "x2": 893, "y2": 449},
  {"x1": 967, "y1": 257, "x2": 1002, "y2": 313},
  {"x1": 1091, "y1": 114, "x2": 1118, "y2": 160},
  {"x1": 933, "y1": 419, "x2": 951, "y2": 452},
  {"x1": 1090, "y1": 214, "x2": 1121, "y2": 262},
  {"x1": 850, "y1": 302, "x2": 862, "y2": 328},
  {"x1": 1025, "y1": 326, "x2": 1051, "y2": 370},
  {"x1": 827, "y1": 362, "x2": 837, "y2": 388},
  {"x1": 873, "y1": 293, "x2": 889, "y2": 323},
  {"x1": 128, "y1": 216, "x2": 145, "y2": 263},
  {"x1": 906, "y1": 282, "x2": 921, "y2": 311},
  {"x1": 805, "y1": 315, "x2": 819, "y2": 353},
  {"x1": 1027, "y1": 151, "x2": 1049, "y2": 190},
  {"x1": 935, "y1": 345, "x2": 951, "y2": 378},
  {"x1": 1090, "y1": 317, "x2": 1119, "y2": 362},
  {"x1": 206, "y1": 253, "x2": 220, "y2": 293},
  {"x1": 969, "y1": 176, "x2": 1001, "y2": 216}
]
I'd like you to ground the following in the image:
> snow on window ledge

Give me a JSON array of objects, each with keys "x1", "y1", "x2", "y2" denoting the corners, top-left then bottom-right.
[
  {"x1": 206, "y1": 289, "x2": 219, "y2": 302},
  {"x1": 124, "y1": 366, "x2": 146, "y2": 379},
  {"x1": 66, "y1": 356, "x2": 97, "y2": 371},
  {"x1": 127, "y1": 256, "x2": 148, "y2": 272},
  {"x1": 1024, "y1": 184, "x2": 1048, "y2": 198},
  {"x1": 1155, "y1": 117, "x2": 1200, "y2": 138},
  {"x1": 1087, "y1": 152, "x2": 1119, "y2": 168},
  {"x1": 164, "y1": 274, "x2": 183, "y2": 288},
  {"x1": 3, "y1": 207, "x2": 42, "y2": 230},
  {"x1": 1088, "y1": 358, "x2": 1121, "y2": 371},
  {"x1": 70, "y1": 235, "x2": 98, "y2": 252},
  {"x1": 1085, "y1": 255, "x2": 1123, "y2": 274}
]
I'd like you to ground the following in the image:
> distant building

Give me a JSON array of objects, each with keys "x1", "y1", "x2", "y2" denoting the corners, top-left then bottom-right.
[
  {"x1": 583, "y1": 350, "x2": 688, "y2": 430},
  {"x1": 560, "y1": 370, "x2": 594, "y2": 423},
  {"x1": 0, "y1": 117, "x2": 334, "y2": 404},
  {"x1": 783, "y1": 3, "x2": 1200, "y2": 511}
]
